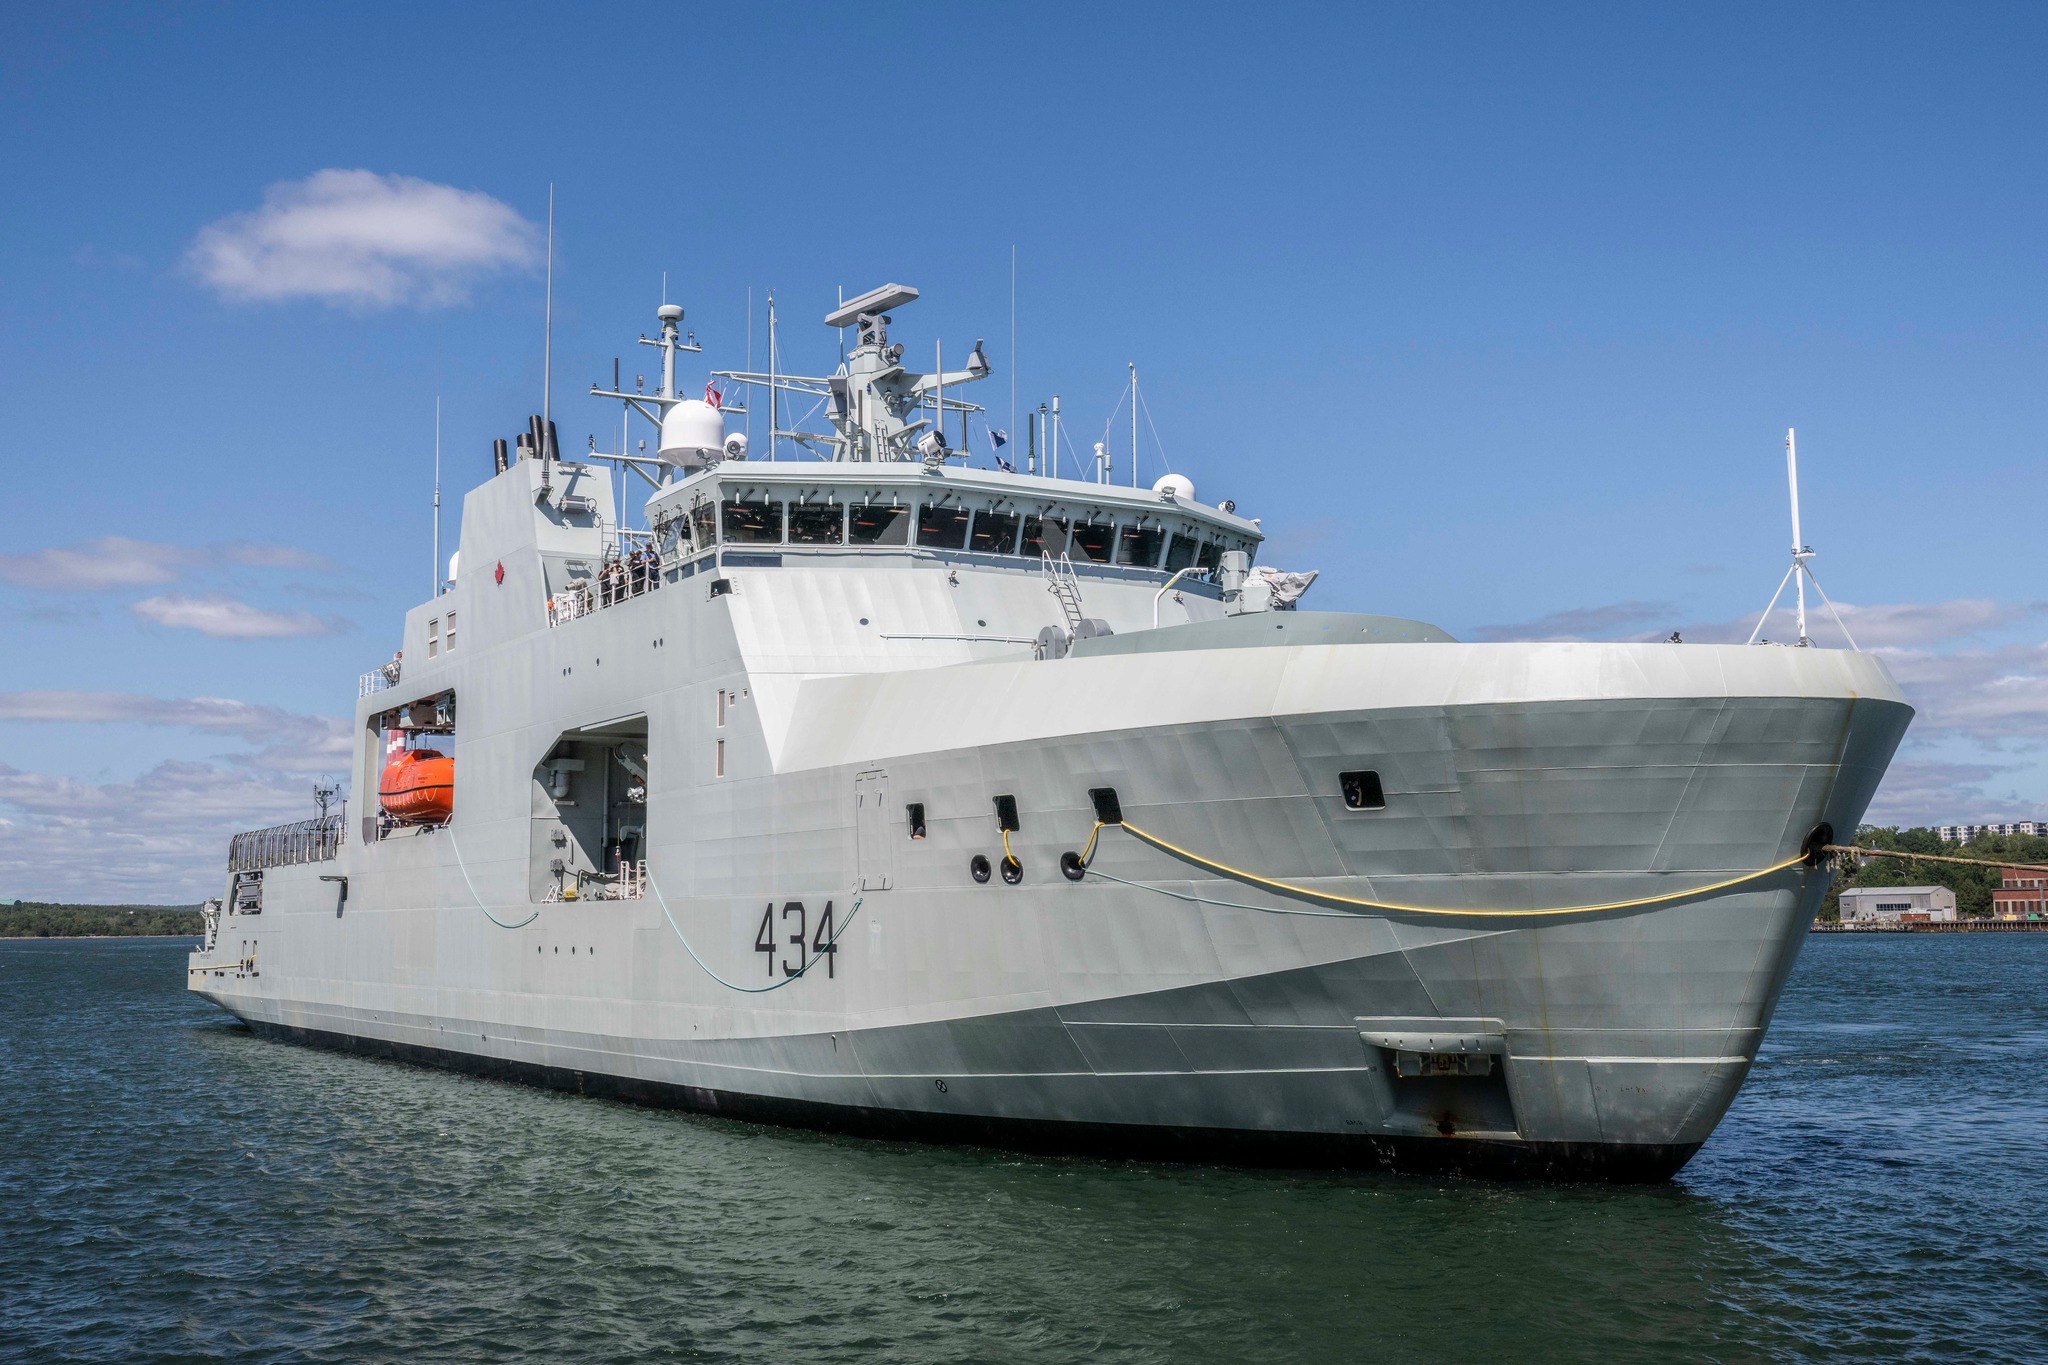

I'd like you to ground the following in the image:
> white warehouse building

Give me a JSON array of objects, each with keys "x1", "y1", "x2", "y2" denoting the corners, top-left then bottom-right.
[{"x1": 1838, "y1": 885, "x2": 1958, "y2": 923}]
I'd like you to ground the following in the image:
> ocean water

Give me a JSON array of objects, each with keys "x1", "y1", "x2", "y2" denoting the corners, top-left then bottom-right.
[{"x1": 2, "y1": 935, "x2": 2043, "y2": 1364}]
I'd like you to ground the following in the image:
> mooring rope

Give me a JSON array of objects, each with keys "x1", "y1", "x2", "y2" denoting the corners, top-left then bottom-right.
[
  {"x1": 1076, "y1": 819, "x2": 1808, "y2": 919},
  {"x1": 649, "y1": 874, "x2": 864, "y2": 994},
  {"x1": 446, "y1": 827, "x2": 540, "y2": 929},
  {"x1": 1827, "y1": 845, "x2": 2048, "y2": 873}
]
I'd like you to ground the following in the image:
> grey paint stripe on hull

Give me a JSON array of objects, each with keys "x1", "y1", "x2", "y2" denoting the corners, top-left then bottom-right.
[{"x1": 237, "y1": 1017, "x2": 1704, "y2": 1183}]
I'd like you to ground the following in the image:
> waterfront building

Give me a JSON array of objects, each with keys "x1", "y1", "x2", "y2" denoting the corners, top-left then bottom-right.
[
  {"x1": 1838, "y1": 886, "x2": 1957, "y2": 924},
  {"x1": 1936, "y1": 821, "x2": 2044, "y2": 843},
  {"x1": 1992, "y1": 868, "x2": 2048, "y2": 921}
]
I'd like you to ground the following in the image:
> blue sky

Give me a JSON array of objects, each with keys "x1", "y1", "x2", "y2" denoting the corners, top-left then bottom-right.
[{"x1": 3, "y1": 3, "x2": 2044, "y2": 900}]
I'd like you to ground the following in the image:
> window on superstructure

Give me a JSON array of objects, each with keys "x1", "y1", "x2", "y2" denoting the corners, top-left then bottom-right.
[
  {"x1": 1067, "y1": 520, "x2": 1115, "y2": 564},
  {"x1": 971, "y1": 510, "x2": 1021, "y2": 555},
  {"x1": 722, "y1": 500, "x2": 783, "y2": 544},
  {"x1": 849, "y1": 502, "x2": 911, "y2": 546},
  {"x1": 1020, "y1": 516, "x2": 1065, "y2": 559},
  {"x1": 1164, "y1": 533, "x2": 1200, "y2": 572},
  {"x1": 689, "y1": 501, "x2": 718, "y2": 552},
  {"x1": 427, "y1": 618, "x2": 440, "y2": 658},
  {"x1": 1115, "y1": 523, "x2": 1165, "y2": 568},
  {"x1": 1195, "y1": 540, "x2": 1223, "y2": 573},
  {"x1": 445, "y1": 611, "x2": 457, "y2": 652},
  {"x1": 787, "y1": 502, "x2": 845, "y2": 545},
  {"x1": 917, "y1": 503, "x2": 972, "y2": 550}
]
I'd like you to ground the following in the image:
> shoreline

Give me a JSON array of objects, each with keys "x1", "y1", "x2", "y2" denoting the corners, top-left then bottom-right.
[{"x1": 1812, "y1": 919, "x2": 2048, "y2": 934}]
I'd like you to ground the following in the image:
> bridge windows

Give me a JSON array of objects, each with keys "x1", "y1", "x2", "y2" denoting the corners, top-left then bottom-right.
[
  {"x1": 722, "y1": 499, "x2": 783, "y2": 544},
  {"x1": 849, "y1": 501, "x2": 911, "y2": 545},
  {"x1": 1116, "y1": 523, "x2": 1165, "y2": 568},
  {"x1": 787, "y1": 501, "x2": 845, "y2": 545},
  {"x1": 916, "y1": 503, "x2": 972, "y2": 550},
  {"x1": 1020, "y1": 515, "x2": 1062, "y2": 558},
  {"x1": 688, "y1": 500, "x2": 718, "y2": 552},
  {"x1": 1067, "y1": 520, "x2": 1116, "y2": 564},
  {"x1": 970, "y1": 509, "x2": 1021, "y2": 554}
]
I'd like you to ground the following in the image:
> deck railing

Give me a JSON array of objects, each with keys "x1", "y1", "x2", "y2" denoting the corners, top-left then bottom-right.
[{"x1": 229, "y1": 812, "x2": 347, "y2": 872}]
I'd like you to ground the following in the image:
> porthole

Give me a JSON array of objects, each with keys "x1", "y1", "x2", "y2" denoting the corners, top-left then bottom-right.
[
  {"x1": 1340, "y1": 770, "x2": 1386, "y2": 811},
  {"x1": 970, "y1": 854, "x2": 992, "y2": 883}
]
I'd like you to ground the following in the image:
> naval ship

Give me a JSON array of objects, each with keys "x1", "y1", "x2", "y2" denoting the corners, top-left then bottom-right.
[{"x1": 190, "y1": 283, "x2": 1911, "y2": 1181}]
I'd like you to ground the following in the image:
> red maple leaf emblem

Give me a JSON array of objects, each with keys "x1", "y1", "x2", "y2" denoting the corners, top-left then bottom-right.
[{"x1": 494, "y1": 561, "x2": 505, "y2": 584}]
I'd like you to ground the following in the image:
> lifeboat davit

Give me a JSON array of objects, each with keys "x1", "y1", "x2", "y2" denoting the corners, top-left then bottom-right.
[{"x1": 380, "y1": 747, "x2": 454, "y2": 824}]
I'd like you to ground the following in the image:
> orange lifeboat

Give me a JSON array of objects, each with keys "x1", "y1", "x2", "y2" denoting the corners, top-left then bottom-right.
[{"x1": 380, "y1": 745, "x2": 454, "y2": 825}]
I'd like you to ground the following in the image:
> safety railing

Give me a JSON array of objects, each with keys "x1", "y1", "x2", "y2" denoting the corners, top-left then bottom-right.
[
  {"x1": 360, "y1": 662, "x2": 399, "y2": 696},
  {"x1": 546, "y1": 550, "x2": 666, "y2": 627},
  {"x1": 228, "y1": 811, "x2": 347, "y2": 872}
]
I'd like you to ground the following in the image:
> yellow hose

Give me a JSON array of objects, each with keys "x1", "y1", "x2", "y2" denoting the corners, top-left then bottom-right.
[{"x1": 1077, "y1": 818, "x2": 1808, "y2": 919}]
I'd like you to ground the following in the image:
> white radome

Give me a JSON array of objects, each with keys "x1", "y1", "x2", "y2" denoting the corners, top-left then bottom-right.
[
  {"x1": 659, "y1": 399, "x2": 727, "y2": 468},
  {"x1": 1153, "y1": 472, "x2": 1195, "y2": 502}
]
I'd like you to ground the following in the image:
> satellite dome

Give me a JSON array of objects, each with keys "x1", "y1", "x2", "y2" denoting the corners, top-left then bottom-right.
[
  {"x1": 658, "y1": 398, "x2": 726, "y2": 469},
  {"x1": 446, "y1": 550, "x2": 460, "y2": 582},
  {"x1": 1152, "y1": 473, "x2": 1195, "y2": 502}
]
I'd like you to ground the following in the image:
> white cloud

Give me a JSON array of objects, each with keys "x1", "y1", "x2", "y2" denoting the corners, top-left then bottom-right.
[
  {"x1": 1877, "y1": 643, "x2": 2048, "y2": 744},
  {"x1": 0, "y1": 536, "x2": 322, "y2": 592},
  {"x1": 0, "y1": 692, "x2": 353, "y2": 900},
  {"x1": 187, "y1": 169, "x2": 540, "y2": 308},
  {"x1": 0, "y1": 760, "x2": 325, "y2": 902},
  {"x1": 1862, "y1": 759, "x2": 2038, "y2": 829},
  {"x1": 130, "y1": 593, "x2": 344, "y2": 639},
  {"x1": 0, "y1": 691, "x2": 349, "y2": 767}
]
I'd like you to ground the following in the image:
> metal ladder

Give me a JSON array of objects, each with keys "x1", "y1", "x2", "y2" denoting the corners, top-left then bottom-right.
[{"x1": 1042, "y1": 552, "x2": 1085, "y2": 634}]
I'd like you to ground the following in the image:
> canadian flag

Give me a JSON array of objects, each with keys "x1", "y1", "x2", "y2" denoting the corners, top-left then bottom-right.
[{"x1": 705, "y1": 381, "x2": 722, "y2": 410}]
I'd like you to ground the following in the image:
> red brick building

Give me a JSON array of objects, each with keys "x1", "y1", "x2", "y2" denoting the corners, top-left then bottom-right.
[{"x1": 1992, "y1": 867, "x2": 2048, "y2": 920}]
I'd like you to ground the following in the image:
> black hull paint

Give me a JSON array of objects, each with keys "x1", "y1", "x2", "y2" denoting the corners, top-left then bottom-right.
[{"x1": 242, "y1": 1019, "x2": 1701, "y2": 1184}]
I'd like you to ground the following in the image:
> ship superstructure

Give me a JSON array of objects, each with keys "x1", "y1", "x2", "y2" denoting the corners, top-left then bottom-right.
[{"x1": 191, "y1": 284, "x2": 1912, "y2": 1180}]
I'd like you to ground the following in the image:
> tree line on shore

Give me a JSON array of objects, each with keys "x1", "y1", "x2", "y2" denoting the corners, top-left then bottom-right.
[
  {"x1": 0, "y1": 902, "x2": 203, "y2": 938},
  {"x1": 1821, "y1": 827, "x2": 2048, "y2": 920}
]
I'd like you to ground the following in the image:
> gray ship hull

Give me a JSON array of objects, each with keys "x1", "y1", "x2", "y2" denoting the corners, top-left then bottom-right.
[{"x1": 195, "y1": 617, "x2": 1908, "y2": 1180}]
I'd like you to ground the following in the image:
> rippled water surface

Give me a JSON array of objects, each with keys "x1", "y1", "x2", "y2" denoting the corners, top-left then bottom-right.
[{"x1": 3, "y1": 936, "x2": 2044, "y2": 1363}]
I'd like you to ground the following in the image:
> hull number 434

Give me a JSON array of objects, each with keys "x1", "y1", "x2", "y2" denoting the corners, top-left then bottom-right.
[{"x1": 755, "y1": 901, "x2": 837, "y2": 978}]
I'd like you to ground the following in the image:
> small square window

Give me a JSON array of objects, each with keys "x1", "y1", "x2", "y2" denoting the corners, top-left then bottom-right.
[
  {"x1": 1339, "y1": 770, "x2": 1385, "y2": 811},
  {"x1": 427, "y1": 618, "x2": 440, "y2": 658}
]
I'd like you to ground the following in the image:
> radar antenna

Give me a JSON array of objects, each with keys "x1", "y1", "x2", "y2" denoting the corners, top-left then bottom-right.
[{"x1": 1746, "y1": 428, "x2": 1858, "y2": 649}]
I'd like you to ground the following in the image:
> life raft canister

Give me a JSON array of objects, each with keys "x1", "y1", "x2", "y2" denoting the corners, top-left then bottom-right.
[{"x1": 379, "y1": 737, "x2": 454, "y2": 824}]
